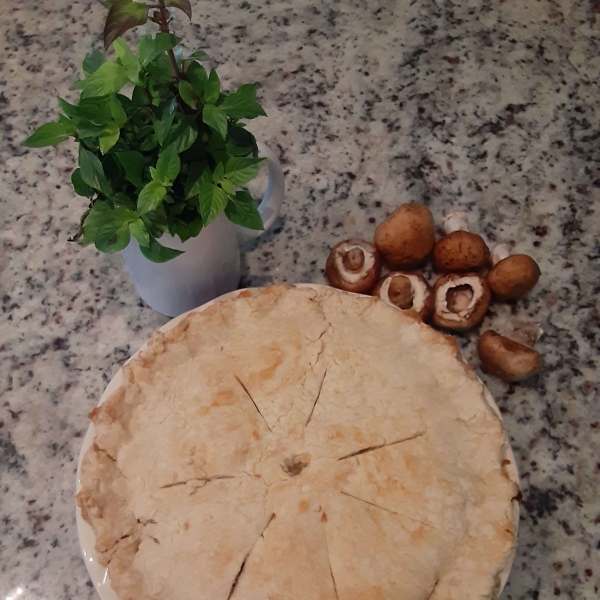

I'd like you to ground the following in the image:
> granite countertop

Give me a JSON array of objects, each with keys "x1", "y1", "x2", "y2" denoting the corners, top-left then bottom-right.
[{"x1": 1, "y1": 0, "x2": 599, "y2": 598}]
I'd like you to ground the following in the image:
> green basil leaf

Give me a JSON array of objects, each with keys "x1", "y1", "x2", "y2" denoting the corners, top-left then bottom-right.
[
  {"x1": 164, "y1": 115, "x2": 198, "y2": 153},
  {"x1": 77, "y1": 120, "x2": 108, "y2": 138},
  {"x1": 152, "y1": 98, "x2": 177, "y2": 145},
  {"x1": 80, "y1": 62, "x2": 129, "y2": 99},
  {"x1": 139, "y1": 33, "x2": 180, "y2": 67},
  {"x1": 71, "y1": 169, "x2": 94, "y2": 197},
  {"x1": 82, "y1": 201, "x2": 136, "y2": 251},
  {"x1": 225, "y1": 156, "x2": 265, "y2": 186},
  {"x1": 23, "y1": 122, "x2": 70, "y2": 147},
  {"x1": 131, "y1": 85, "x2": 149, "y2": 107},
  {"x1": 212, "y1": 162, "x2": 225, "y2": 183},
  {"x1": 58, "y1": 97, "x2": 80, "y2": 120},
  {"x1": 178, "y1": 80, "x2": 197, "y2": 109},
  {"x1": 113, "y1": 38, "x2": 141, "y2": 84},
  {"x1": 219, "y1": 178, "x2": 235, "y2": 195},
  {"x1": 79, "y1": 147, "x2": 112, "y2": 196},
  {"x1": 186, "y1": 50, "x2": 209, "y2": 62},
  {"x1": 58, "y1": 114, "x2": 78, "y2": 135},
  {"x1": 219, "y1": 84, "x2": 266, "y2": 119},
  {"x1": 137, "y1": 180, "x2": 167, "y2": 214},
  {"x1": 187, "y1": 61, "x2": 207, "y2": 95},
  {"x1": 113, "y1": 191, "x2": 136, "y2": 210},
  {"x1": 139, "y1": 238, "x2": 184, "y2": 263},
  {"x1": 184, "y1": 161, "x2": 208, "y2": 199},
  {"x1": 202, "y1": 104, "x2": 228, "y2": 139},
  {"x1": 165, "y1": 0, "x2": 192, "y2": 19},
  {"x1": 81, "y1": 99, "x2": 113, "y2": 124},
  {"x1": 169, "y1": 215, "x2": 203, "y2": 242},
  {"x1": 129, "y1": 218, "x2": 150, "y2": 247},
  {"x1": 226, "y1": 126, "x2": 258, "y2": 157},
  {"x1": 146, "y1": 54, "x2": 174, "y2": 84},
  {"x1": 103, "y1": 0, "x2": 149, "y2": 49},
  {"x1": 204, "y1": 68, "x2": 220, "y2": 105},
  {"x1": 156, "y1": 144, "x2": 181, "y2": 181},
  {"x1": 140, "y1": 134, "x2": 159, "y2": 151},
  {"x1": 108, "y1": 94, "x2": 128, "y2": 127},
  {"x1": 83, "y1": 49, "x2": 106, "y2": 77},
  {"x1": 99, "y1": 122, "x2": 121, "y2": 154},
  {"x1": 149, "y1": 167, "x2": 162, "y2": 183},
  {"x1": 170, "y1": 202, "x2": 186, "y2": 215},
  {"x1": 198, "y1": 181, "x2": 228, "y2": 225},
  {"x1": 141, "y1": 206, "x2": 168, "y2": 237},
  {"x1": 225, "y1": 190, "x2": 264, "y2": 230},
  {"x1": 116, "y1": 151, "x2": 145, "y2": 187},
  {"x1": 95, "y1": 223, "x2": 131, "y2": 252}
]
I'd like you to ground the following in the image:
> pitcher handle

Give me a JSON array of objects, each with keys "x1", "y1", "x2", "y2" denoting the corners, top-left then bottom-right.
[{"x1": 235, "y1": 141, "x2": 285, "y2": 243}]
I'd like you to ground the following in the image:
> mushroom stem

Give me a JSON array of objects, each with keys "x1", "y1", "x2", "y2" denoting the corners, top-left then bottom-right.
[
  {"x1": 491, "y1": 244, "x2": 511, "y2": 266},
  {"x1": 442, "y1": 212, "x2": 469, "y2": 234},
  {"x1": 446, "y1": 284, "x2": 474, "y2": 313},
  {"x1": 511, "y1": 322, "x2": 543, "y2": 347},
  {"x1": 387, "y1": 276, "x2": 414, "y2": 309},
  {"x1": 343, "y1": 248, "x2": 365, "y2": 272}
]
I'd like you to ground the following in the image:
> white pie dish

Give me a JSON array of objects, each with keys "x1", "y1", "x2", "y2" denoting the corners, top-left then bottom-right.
[{"x1": 75, "y1": 284, "x2": 520, "y2": 600}]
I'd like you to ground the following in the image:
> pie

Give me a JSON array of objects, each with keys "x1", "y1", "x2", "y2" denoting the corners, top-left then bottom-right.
[{"x1": 77, "y1": 284, "x2": 518, "y2": 600}]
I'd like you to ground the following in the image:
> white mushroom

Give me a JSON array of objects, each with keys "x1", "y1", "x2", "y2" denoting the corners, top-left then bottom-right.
[{"x1": 442, "y1": 211, "x2": 470, "y2": 234}]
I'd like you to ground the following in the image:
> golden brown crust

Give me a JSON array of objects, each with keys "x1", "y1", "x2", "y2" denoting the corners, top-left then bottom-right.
[
  {"x1": 486, "y1": 255, "x2": 541, "y2": 300},
  {"x1": 80, "y1": 284, "x2": 517, "y2": 600},
  {"x1": 374, "y1": 203, "x2": 435, "y2": 268},
  {"x1": 432, "y1": 231, "x2": 490, "y2": 273}
]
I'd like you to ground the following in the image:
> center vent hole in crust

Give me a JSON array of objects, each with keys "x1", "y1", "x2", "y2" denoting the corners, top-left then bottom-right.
[{"x1": 282, "y1": 454, "x2": 309, "y2": 477}]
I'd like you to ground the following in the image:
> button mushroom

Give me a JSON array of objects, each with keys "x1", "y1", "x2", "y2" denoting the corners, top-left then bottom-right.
[
  {"x1": 478, "y1": 325, "x2": 543, "y2": 382},
  {"x1": 432, "y1": 212, "x2": 490, "y2": 273},
  {"x1": 372, "y1": 272, "x2": 434, "y2": 322},
  {"x1": 432, "y1": 273, "x2": 491, "y2": 331},
  {"x1": 325, "y1": 239, "x2": 381, "y2": 294},
  {"x1": 486, "y1": 244, "x2": 541, "y2": 301},
  {"x1": 374, "y1": 203, "x2": 435, "y2": 269}
]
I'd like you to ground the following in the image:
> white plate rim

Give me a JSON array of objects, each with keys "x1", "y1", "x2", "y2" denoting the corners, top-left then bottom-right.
[{"x1": 75, "y1": 284, "x2": 520, "y2": 599}]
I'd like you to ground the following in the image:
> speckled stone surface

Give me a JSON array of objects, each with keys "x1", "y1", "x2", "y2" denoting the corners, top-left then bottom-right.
[{"x1": 1, "y1": 0, "x2": 599, "y2": 598}]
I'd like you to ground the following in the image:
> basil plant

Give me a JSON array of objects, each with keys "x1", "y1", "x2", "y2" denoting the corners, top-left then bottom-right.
[{"x1": 24, "y1": 0, "x2": 267, "y2": 262}]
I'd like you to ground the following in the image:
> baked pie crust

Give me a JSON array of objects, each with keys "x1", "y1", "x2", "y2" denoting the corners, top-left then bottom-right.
[{"x1": 77, "y1": 285, "x2": 518, "y2": 600}]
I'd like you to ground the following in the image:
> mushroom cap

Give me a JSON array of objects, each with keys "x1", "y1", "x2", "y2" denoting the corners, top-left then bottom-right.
[
  {"x1": 374, "y1": 203, "x2": 435, "y2": 269},
  {"x1": 478, "y1": 330, "x2": 542, "y2": 382},
  {"x1": 432, "y1": 231, "x2": 490, "y2": 273},
  {"x1": 325, "y1": 239, "x2": 381, "y2": 294},
  {"x1": 432, "y1": 273, "x2": 491, "y2": 331},
  {"x1": 486, "y1": 254, "x2": 540, "y2": 300},
  {"x1": 372, "y1": 272, "x2": 434, "y2": 322}
]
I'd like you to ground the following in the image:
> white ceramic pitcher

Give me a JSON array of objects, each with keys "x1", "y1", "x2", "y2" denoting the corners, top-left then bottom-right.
[{"x1": 122, "y1": 142, "x2": 284, "y2": 317}]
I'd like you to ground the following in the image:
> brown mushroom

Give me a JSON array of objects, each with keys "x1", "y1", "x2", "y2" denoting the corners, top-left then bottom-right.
[
  {"x1": 432, "y1": 273, "x2": 491, "y2": 331},
  {"x1": 325, "y1": 239, "x2": 381, "y2": 294},
  {"x1": 432, "y1": 212, "x2": 490, "y2": 273},
  {"x1": 374, "y1": 203, "x2": 435, "y2": 269},
  {"x1": 478, "y1": 326, "x2": 542, "y2": 382},
  {"x1": 372, "y1": 272, "x2": 434, "y2": 321},
  {"x1": 486, "y1": 244, "x2": 540, "y2": 301}
]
